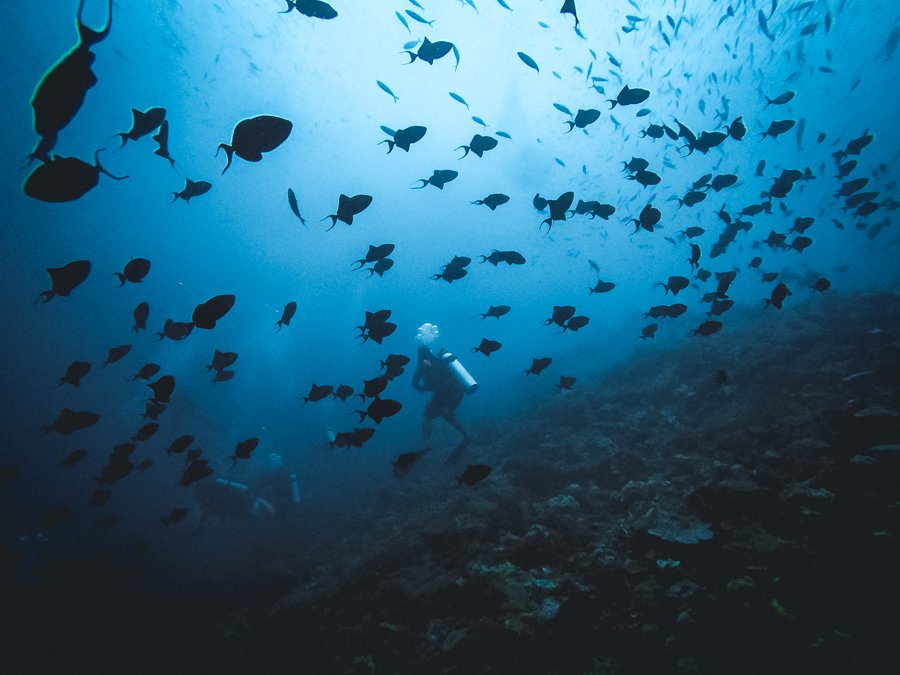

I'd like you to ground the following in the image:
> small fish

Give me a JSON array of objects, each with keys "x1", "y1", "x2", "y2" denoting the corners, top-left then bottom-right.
[
  {"x1": 376, "y1": 80, "x2": 398, "y2": 103},
  {"x1": 472, "y1": 338, "x2": 502, "y2": 356},
  {"x1": 405, "y1": 10, "x2": 434, "y2": 26},
  {"x1": 217, "y1": 115, "x2": 292, "y2": 174},
  {"x1": 231, "y1": 438, "x2": 259, "y2": 465},
  {"x1": 764, "y1": 91, "x2": 795, "y2": 108},
  {"x1": 524, "y1": 357, "x2": 552, "y2": 376},
  {"x1": 276, "y1": 301, "x2": 297, "y2": 331},
  {"x1": 449, "y1": 92, "x2": 469, "y2": 109},
  {"x1": 554, "y1": 103, "x2": 573, "y2": 116},
  {"x1": 456, "y1": 464, "x2": 491, "y2": 486},
  {"x1": 517, "y1": 51, "x2": 539, "y2": 72},
  {"x1": 287, "y1": 188, "x2": 307, "y2": 227},
  {"x1": 472, "y1": 116, "x2": 487, "y2": 127},
  {"x1": 281, "y1": 0, "x2": 338, "y2": 19},
  {"x1": 478, "y1": 305, "x2": 511, "y2": 320},
  {"x1": 116, "y1": 107, "x2": 166, "y2": 149}
]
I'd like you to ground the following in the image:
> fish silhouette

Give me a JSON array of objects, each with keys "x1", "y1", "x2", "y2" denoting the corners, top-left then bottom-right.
[
  {"x1": 217, "y1": 115, "x2": 293, "y2": 173},
  {"x1": 38, "y1": 260, "x2": 91, "y2": 302},
  {"x1": 116, "y1": 107, "x2": 166, "y2": 148},
  {"x1": 29, "y1": 0, "x2": 113, "y2": 162},
  {"x1": 24, "y1": 150, "x2": 127, "y2": 202}
]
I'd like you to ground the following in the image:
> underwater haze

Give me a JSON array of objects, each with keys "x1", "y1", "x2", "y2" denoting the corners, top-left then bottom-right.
[{"x1": 2, "y1": 0, "x2": 900, "y2": 672}]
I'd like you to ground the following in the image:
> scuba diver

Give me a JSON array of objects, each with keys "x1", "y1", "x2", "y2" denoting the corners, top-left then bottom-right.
[{"x1": 412, "y1": 323, "x2": 477, "y2": 454}]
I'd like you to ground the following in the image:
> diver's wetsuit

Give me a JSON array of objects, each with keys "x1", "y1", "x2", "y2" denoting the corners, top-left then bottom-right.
[{"x1": 412, "y1": 347, "x2": 469, "y2": 447}]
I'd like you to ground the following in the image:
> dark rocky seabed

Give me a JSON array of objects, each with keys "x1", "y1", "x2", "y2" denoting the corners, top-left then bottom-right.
[{"x1": 3, "y1": 292, "x2": 899, "y2": 675}]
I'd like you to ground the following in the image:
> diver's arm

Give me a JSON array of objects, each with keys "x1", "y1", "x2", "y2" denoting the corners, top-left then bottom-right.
[{"x1": 412, "y1": 363, "x2": 427, "y2": 392}]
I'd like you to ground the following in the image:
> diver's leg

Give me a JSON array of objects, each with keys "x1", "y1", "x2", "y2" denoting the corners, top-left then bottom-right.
[{"x1": 444, "y1": 413, "x2": 470, "y2": 444}]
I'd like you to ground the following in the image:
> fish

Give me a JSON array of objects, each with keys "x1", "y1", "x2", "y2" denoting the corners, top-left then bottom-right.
[
  {"x1": 376, "y1": 80, "x2": 399, "y2": 103},
  {"x1": 404, "y1": 37, "x2": 456, "y2": 66},
  {"x1": 329, "y1": 427, "x2": 375, "y2": 449},
  {"x1": 381, "y1": 125, "x2": 427, "y2": 153},
  {"x1": 103, "y1": 344, "x2": 131, "y2": 367},
  {"x1": 280, "y1": 0, "x2": 337, "y2": 19},
  {"x1": 354, "y1": 398, "x2": 402, "y2": 424},
  {"x1": 171, "y1": 178, "x2": 211, "y2": 203},
  {"x1": 478, "y1": 305, "x2": 511, "y2": 319},
  {"x1": 59, "y1": 361, "x2": 91, "y2": 387},
  {"x1": 449, "y1": 92, "x2": 469, "y2": 109},
  {"x1": 152, "y1": 119, "x2": 175, "y2": 168},
  {"x1": 457, "y1": 134, "x2": 498, "y2": 158},
  {"x1": 380, "y1": 354, "x2": 410, "y2": 380},
  {"x1": 38, "y1": 259, "x2": 91, "y2": 302},
  {"x1": 524, "y1": 357, "x2": 552, "y2": 376},
  {"x1": 472, "y1": 116, "x2": 487, "y2": 128},
  {"x1": 588, "y1": 279, "x2": 616, "y2": 295},
  {"x1": 28, "y1": 0, "x2": 113, "y2": 162},
  {"x1": 156, "y1": 318, "x2": 193, "y2": 341},
  {"x1": 231, "y1": 438, "x2": 259, "y2": 465},
  {"x1": 42, "y1": 408, "x2": 100, "y2": 436},
  {"x1": 287, "y1": 188, "x2": 307, "y2": 226},
  {"x1": 131, "y1": 363, "x2": 160, "y2": 381},
  {"x1": 116, "y1": 107, "x2": 166, "y2": 148},
  {"x1": 553, "y1": 103, "x2": 573, "y2": 116},
  {"x1": 405, "y1": 10, "x2": 434, "y2": 25},
  {"x1": 392, "y1": 447, "x2": 431, "y2": 479},
  {"x1": 113, "y1": 258, "x2": 150, "y2": 286},
  {"x1": 517, "y1": 51, "x2": 539, "y2": 72},
  {"x1": 165, "y1": 435, "x2": 194, "y2": 456},
  {"x1": 148, "y1": 375, "x2": 175, "y2": 404},
  {"x1": 60, "y1": 449, "x2": 88, "y2": 467},
  {"x1": 472, "y1": 338, "x2": 502, "y2": 356},
  {"x1": 758, "y1": 9, "x2": 775, "y2": 41},
  {"x1": 563, "y1": 315, "x2": 590, "y2": 332},
  {"x1": 764, "y1": 91, "x2": 795, "y2": 108},
  {"x1": 412, "y1": 169, "x2": 458, "y2": 189},
  {"x1": 192, "y1": 294, "x2": 235, "y2": 330},
  {"x1": 179, "y1": 458, "x2": 213, "y2": 486},
  {"x1": 764, "y1": 282, "x2": 792, "y2": 309},
  {"x1": 456, "y1": 464, "x2": 491, "y2": 486},
  {"x1": 304, "y1": 384, "x2": 334, "y2": 404},
  {"x1": 558, "y1": 376, "x2": 576, "y2": 391},
  {"x1": 395, "y1": 11, "x2": 410, "y2": 31},
  {"x1": 24, "y1": 149, "x2": 127, "y2": 202},
  {"x1": 726, "y1": 116, "x2": 746, "y2": 141},
  {"x1": 759, "y1": 119, "x2": 795, "y2": 140},
  {"x1": 540, "y1": 191, "x2": 575, "y2": 233},
  {"x1": 564, "y1": 109, "x2": 601, "y2": 132},
  {"x1": 812, "y1": 278, "x2": 831, "y2": 293},
  {"x1": 560, "y1": 0, "x2": 579, "y2": 27},
  {"x1": 217, "y1": 115, "x2": 292, "y2": 173},
  {"x1": 324, "y1": 194, "x2": 373, "y2": 230},
  {"x1": 206, "y1": 349, "x2": 238, "y2": 372},
  {"x1": 132, "y1": 422, "x2": 159, "y2": 442},
  {"x1": 630, "y1": 203, "x2": 661, "y2": 234},
  {"x1": 353, "y1": 243, "x2": 395, "y2": 270},
  {"x1": 691, "y1": 321, "x2": 723, "y2": 336},
  {"x1": 332, "y1": 385, "x2": 355, "y2": 401},
  {"x1": 276, "y1": 301, "x2": 297, "y2": 331},
  {"x1": 608, "y1": 85, "x2": 650, "y2": 108},
  {"x1": 656, "y1": 276, "x2": 690, "y2": 296},
  {"x1": 709, "y1": 174, "x2": 738, "y2": 192},
  {"x1": 471, "y1": 193, "x2": 510, "y2": 210}
]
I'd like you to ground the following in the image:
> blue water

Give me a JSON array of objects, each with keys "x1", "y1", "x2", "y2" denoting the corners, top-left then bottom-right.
[{"x1": 2, "y1": 0, "x2": 898, "y2": 594}]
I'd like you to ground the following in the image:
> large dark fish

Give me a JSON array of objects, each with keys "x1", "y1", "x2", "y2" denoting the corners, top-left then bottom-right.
[
  {"x1": 412, "y1": 169, "x2": 458, "y2": 189},
  {"x1": 116, "y1": 107, "x2": 165, "y2": 148},
  {"x1": 276, "y1": 301, "x2": 297, "y2": 331},
  {"x1": 457, "y1": 134, "x2": 497, "y2": 158},
  {"x1": 217, "y1": 115, "x2": 292, "y2": 173},
  {"x1": 608, "y1": 85, "x2": 650, "y2": 108},
  {"x1": 24, "y1": 149, "x2": 126, "y2": 202},
  {"x1": 192, "y1": 294, "x2": 235, "y2": 329},
  {"x1": 280, "y1": 0, "x2": 337, "y2": 19},
  {"x1": 172, "y1": 178, "x2": 211, "y2": 203},
  {"x1": 29, "y1": 0, "x2": 113, "y2": 162},
  {"x1": 405, "y1": 37, "x2": 455, "y2": 66},
  {"x1": 152, "y1": 119, "x2": 175, "y2": 168},
  {"x1": 42, "y1": 408, "x2": 100, "y2": 436},
  {"x1": 380, "y1": 125, "x2": 426, "y2": 153},
  {"x1": 540, "y1": 191, "x2": 575, "y2": 233},
  {"x1": 564, "y1": 109, "x2": 601, "y2": 132},
  {"x1": 38, "y1": 259, "x2": 91, "y2": 302},
  {"x1": 471, "y1": 194, "x2": 509, "y2": 210},
  {"x1": 325, "y1": 194, "x2": 373, "y2": 230},
  {"x1": 113, "y1": 258, "x2": 150, "y2": 286}
]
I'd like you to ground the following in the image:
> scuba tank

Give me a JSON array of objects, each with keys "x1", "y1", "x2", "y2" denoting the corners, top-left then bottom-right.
[
  {"x1": 440, "y1": 351, "x2": 478, "y2": 393},
  {"x1": 215, "y1": 477, "x2": 248, "y2": 491},
  {"x1": 289, "y1": 473, "x2": 301, "y2": 504}
]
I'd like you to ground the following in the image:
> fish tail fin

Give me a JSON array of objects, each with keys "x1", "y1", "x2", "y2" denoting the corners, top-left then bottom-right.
[
  {"x1": 113, "y1": 272, "x2": 126, "y2": 286},
  {"x1": 539, "y1": 218, "x2": 552, "y2": 234},
  {"x1": 36, "y1": 290, "x2": 54, "y2": 304},
  {"x1": 379, "y1": 140, "x2": 395, "y2": 153},
  {"x1": 93, "y1": 149, "x2": 128, "y2": 180},
  {"x1": 171, "y1": 192, "x2": 181, "y2": 203},
  {"x1": 217, "y1": 144, "x2": 234, "y2": 173},
  {"x1": 607, "y1": 100, "x2": 618, "y2": 109},
  {"x1": 403, "y1": 51, "x2": 417, "y2": 63},
  {"x1": 456, "y1": 145, "x2": 470, "y2": 159},
  {"x1": 322, "y1": 215, "x2": 338, "y2": 231},
  {"x1": 275, "y1": 320, "x2": 283, "y2": 332},
  {"x1": 115, "y1": 133, "x2": 130, "y2": 150},
  {"x1": 411, "y1": 180, "x2": 427, "y2": 189},
  {"x1": 366, "y1": 268, "x2": 376, "y2": 278},
  {"x1": 564, "y1": 121, "x2": 575, "y2": 133}
]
